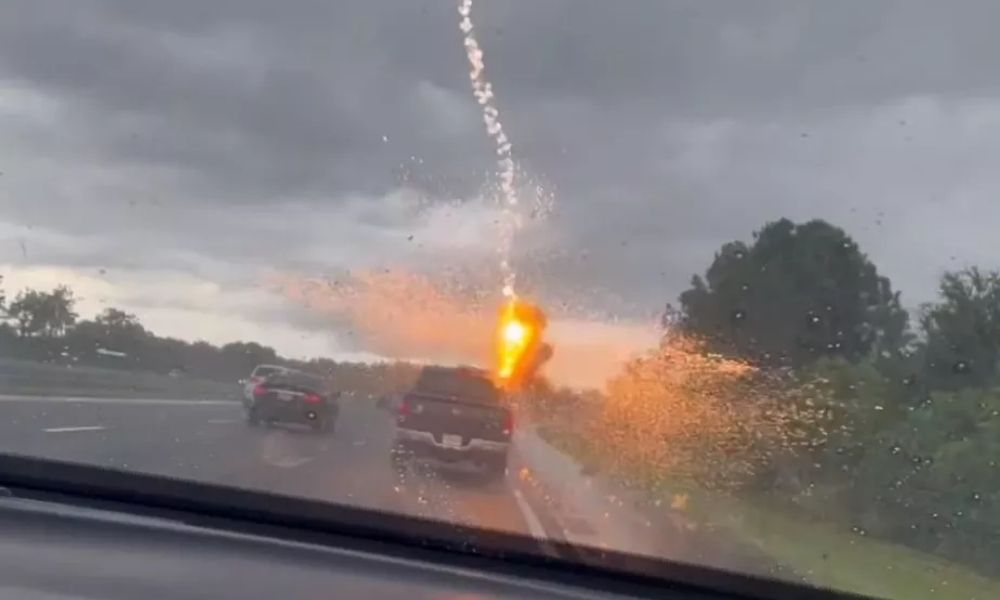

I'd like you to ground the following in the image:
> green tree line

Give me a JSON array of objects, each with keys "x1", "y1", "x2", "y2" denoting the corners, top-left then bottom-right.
[
  {"x1": 676, "y1": 218, "x2": 999, "y2": 572},
  {"x1": 0, "y1": 278, "x2": 416, "y2": 396}
]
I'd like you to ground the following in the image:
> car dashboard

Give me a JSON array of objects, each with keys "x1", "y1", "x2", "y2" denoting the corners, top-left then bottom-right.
[
  {"x1": 0, "y1": 455, "x2": 860, "y2": 600},
  {"x1": 0, "y1": 494, "x2": 655, "y2": 600}
]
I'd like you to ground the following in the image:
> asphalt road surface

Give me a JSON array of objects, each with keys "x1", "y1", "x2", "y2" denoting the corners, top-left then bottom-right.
[
  {"x1": 0, "y1": 391, "x2": 779, "y2": 582},
  {"x1": 0, "y1": 393, "x2": 539, "y2": 539}
]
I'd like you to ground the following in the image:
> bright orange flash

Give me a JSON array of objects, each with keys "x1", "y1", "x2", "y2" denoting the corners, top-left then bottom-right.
[{"x1": 495, "y1": 299, "x2": 547, "y2": 390}]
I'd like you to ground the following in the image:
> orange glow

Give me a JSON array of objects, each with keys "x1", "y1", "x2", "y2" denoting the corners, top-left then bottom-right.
[{"x1": 494, "y1": 299, "x2": 547, "y2": 390}]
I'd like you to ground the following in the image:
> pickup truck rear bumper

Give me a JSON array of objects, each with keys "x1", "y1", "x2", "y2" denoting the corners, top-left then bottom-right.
[{"x1": 394, "y1": 428, "x2": 509, "y2": 464}]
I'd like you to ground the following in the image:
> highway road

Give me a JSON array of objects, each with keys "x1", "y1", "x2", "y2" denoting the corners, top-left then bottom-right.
[
  {"x1": 0, "y1": 393, "x2": 540, "y2": 539},
  {"x1": 0, "y1": 391, "x2": 779, "y2": 583}
]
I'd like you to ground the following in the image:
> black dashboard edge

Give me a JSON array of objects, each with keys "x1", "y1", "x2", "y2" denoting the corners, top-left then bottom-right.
[{"x1": 0, "y1": 453, "x2": 869, "y2": 600}]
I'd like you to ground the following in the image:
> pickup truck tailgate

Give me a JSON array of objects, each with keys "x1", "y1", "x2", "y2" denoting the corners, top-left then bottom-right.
[{"x1": 398, "y1": 392, "x2": 511, "y2": 442}]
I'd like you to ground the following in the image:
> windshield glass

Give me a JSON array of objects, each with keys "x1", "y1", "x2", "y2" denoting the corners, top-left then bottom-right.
[{"x1": 1, "y1": 2, "x2": 997, "y2": 599}]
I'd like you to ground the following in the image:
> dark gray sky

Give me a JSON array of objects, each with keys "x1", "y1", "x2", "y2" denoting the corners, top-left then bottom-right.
[{"x1": 3, "y1": 0, "x2": 1000, "y2": 361}]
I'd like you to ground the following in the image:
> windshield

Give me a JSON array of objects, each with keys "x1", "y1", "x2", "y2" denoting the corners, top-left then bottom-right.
[{"x1": 0, "y1": 2, "x2": 997, "y2": 599}]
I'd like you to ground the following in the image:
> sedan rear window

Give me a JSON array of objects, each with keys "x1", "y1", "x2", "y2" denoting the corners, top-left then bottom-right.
[{"x1": 251, "y1": 366, "x2": 285, "y2": 379}]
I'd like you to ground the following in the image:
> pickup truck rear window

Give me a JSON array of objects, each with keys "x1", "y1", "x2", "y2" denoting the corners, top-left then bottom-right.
[{"x1": 412, "y1": 368, "x2": 500, "y2": 405}]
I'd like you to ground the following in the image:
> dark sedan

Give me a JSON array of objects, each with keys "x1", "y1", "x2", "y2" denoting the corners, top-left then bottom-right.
[{"x1": 244, "y1": 371, "x2": 339, "y2": 433}]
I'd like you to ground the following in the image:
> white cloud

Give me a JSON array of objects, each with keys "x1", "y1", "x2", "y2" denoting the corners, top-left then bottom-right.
[{"x1": 0, "y1": 264, "x2": 358, "y2": 360}]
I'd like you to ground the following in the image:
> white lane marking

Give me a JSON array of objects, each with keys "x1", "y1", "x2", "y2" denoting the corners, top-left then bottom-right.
[
  {"x1": 207, "y1": 418, "x2": 238, "y2": 424},
  {"x1": 43, "y1": 426, "x2": 106, "y2": 433},
  {"x1": 512, "y1": 487, "x2": 548, "y2": 541},
  {"x1": 512, "y1": 487, "x2": 562, "y2": 559},
  {"x1": 0, "y1": 395, "x2": 238, "y2": 406},
  {"x1": 268, "y1": 456, "x2": 316, "y2": 469}
]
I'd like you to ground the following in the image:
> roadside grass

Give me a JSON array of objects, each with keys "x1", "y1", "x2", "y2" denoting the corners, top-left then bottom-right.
[
  {"x1": 536, "y1": 421, "x2": 998, "y2": 600},
  {"x1": 678, "y1": 490, "x2": 998, "y2": 600}
]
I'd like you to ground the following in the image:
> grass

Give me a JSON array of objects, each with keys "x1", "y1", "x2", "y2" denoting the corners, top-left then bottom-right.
[
  {"x1": 677, "y1": 490, "x2": 999, "y2": 600},
  {"x1": 534, "y1": 420, "x2": 998, "y2": 600}
]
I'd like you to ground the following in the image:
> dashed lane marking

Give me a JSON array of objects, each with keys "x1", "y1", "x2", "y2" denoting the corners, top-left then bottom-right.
[
  {"x1": 43, "y1": 426, "x2": 107, "y2": 433},
  {"x1": 512, "y1": 487, "x2": 559, "y2": 558},
  {"x1": 266, "y1": 456, "x2": 316, "y2": 469}
]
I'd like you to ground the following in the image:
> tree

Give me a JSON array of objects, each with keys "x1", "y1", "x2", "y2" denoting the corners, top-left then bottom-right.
[
  {"x1": 220, "y1": 341, "x2": 279, "y2": 379},
  {"x1": 679, "y1": 219, "x2": 908, "y2": 368},
  {"x1": 846, "y1": 386, "x2": 1000, "y2": 570},
  {"x1": 67, "y1": 307, "x2": 149, "y2": 365},
  {"x1": 920, "y1": 267, "x2": 1000, "y2": 390},
  {"x1": 95, "y1": 307, "x2": 143, "y2": 331},
  {"x1": 7, "y1": 289, "x2": 47, "y2": 337},
  {"x1": 42, "y1": 286, "x2": 78, "y2": 337}
]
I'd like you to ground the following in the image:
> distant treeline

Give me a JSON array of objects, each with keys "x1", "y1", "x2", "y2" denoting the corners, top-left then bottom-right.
[{"x1": 0, "y1": 279, "x2": 418, "y2": 395}]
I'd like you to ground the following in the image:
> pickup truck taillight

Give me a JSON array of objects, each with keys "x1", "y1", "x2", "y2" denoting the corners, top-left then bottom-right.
[
  {"x1": 397, "y1": 398, "x2": 410, "y2": 416},
  {"x1": 502, "y1": 412, "x2": 514, "y2": 436}
]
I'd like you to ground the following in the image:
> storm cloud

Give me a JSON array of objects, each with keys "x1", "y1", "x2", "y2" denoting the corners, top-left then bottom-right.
[{"x1": 3, "y1": 0, "x2": 1000, "y2": 365}]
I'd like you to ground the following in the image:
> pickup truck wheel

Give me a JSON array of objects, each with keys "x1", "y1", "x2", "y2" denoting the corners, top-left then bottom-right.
[{"x1": 483, "y1": 459, "x2": 508, "y2": 484}]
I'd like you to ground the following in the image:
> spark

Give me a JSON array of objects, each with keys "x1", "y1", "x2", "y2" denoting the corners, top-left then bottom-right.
[
  {"x1": 494, "y1": 299, "x2": 547, "y2": 389},
  {"x1": 458, "y1": 0, "x2": 520, "y2": 299},
  {"x1": 503, "y1": 320, "x2": 527, "y2": 344}
]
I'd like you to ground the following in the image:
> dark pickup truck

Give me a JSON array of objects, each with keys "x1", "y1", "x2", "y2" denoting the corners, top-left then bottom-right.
[{"x1": 391, "y1": 366, "x2": 512, "y2": 481}]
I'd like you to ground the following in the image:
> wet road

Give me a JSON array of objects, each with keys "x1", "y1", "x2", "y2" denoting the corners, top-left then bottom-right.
[
  {"x1": 0, "y1": 393, "x2": 536, "y2": 538},
  {"x1": 0, "y1": 391, "x2": 779, "y2": 583}
]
